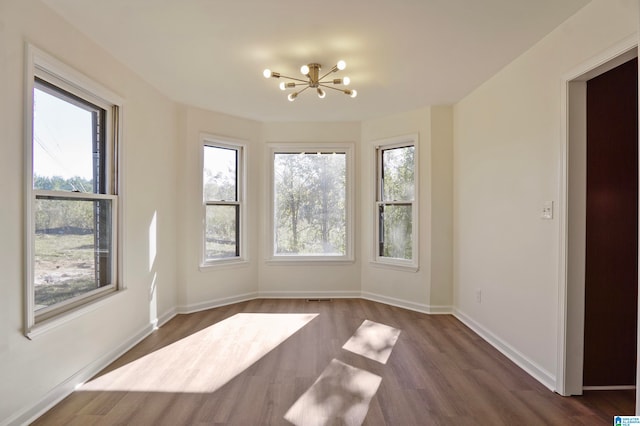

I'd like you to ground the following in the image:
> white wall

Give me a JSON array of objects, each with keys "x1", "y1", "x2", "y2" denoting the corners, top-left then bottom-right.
[
  {"x1": 0, "y1": 0, "x2": 179, "y2": 423},
  {"x1": 453, "y1": 0, "x2": 638, "y2": 389},
  {"x1": 428, "y1": 106, "x2": 454, "y2": 308},
  {"x1": 361, "y1": 106, "x2": 453, "y2": 312},
  {"x1": 177, "y1": 106, "x2": 261, "y2": 310}
]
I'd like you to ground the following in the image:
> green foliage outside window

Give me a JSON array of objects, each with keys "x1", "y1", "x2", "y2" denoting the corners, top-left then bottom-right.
[
  {"x1": 379, "y1": 145, "x2": 415, "y2": 261},
  {"x1": 203, "y1": 145, "x2": 240, "y2": 260},
  {"x1": 274, "y1": 152, "x2": 346, "y2": 256}
]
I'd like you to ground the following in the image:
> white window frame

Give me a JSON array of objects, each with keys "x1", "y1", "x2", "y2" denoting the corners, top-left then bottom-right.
[
  {"x1": 372, "y1": 134, "x2": 419, "y2": 271},
  {"x1": 267, "y1": 143, "x2": 354, "y2": 263},
  {"x1": 24, "y1": 44, "x2": 124, "y2": 338},
  {"x1": 200, "y1": 134, "x2": 247, "y2": 268}
]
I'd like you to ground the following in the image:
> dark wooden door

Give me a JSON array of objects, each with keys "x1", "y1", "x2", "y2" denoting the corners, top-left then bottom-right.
[{"x1": 583, "y1": 57, "x2": 638, "y2": 386}]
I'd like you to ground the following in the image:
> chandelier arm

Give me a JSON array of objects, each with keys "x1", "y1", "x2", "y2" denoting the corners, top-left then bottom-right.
[
  {"x1": 318, "y1": 67, "x2": 338, "y2": 82},
  {"x1": 278, "y1": 75, "x2": 310, "y2": 83},
  {"x1": 318, "y1": 83, "x2": 349, "y2": 93},
  {"x1": 318, "y1": 79, "x2": 344, "y2": 86},
  {"x1": 297, "y1": 85, "x2": 311, "y2": 94}
]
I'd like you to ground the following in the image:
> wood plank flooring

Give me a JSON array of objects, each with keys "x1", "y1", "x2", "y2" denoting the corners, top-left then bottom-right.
[{"x1": 33, "y1": 299, "x2": 634, "y2": 425}]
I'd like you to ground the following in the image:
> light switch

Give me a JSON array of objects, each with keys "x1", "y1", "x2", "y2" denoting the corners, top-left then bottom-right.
[{"x1": 541, "y1": 201, "x2": 553, "y2": 220}]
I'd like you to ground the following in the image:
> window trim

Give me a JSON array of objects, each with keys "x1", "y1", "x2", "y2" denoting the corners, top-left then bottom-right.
[
  {"x1": 24, "y1": 44, "x2": 124, "y2": 338},
  {"x1": 372, "y1": 134, "x2": 419, "y2": 271},
  {"x1": 267, "y1": 143, "x2": 354, "y2": 263},
  {"x1": 200, "y1": 134, "x2": 247, "y2": 268}
]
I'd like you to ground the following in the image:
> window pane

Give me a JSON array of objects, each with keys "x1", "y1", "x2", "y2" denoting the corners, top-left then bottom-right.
[
  {"x1": 382, "y1": 146, "x2": 415, "y2": 201},
  {"x1": 34, "y1": 197, "x2": 113, "y2": 311},
  {"x1": 204, "y1": 146, "x2": 237, "y2": 202},
  {"x1": 33, "y1": 85, "x2": 103, "y2": 193},
  {"x1": 380, "y1": 204, "x2": 412, "y2": 260},
  {"x1": 206, "y1": 205, "x2": 239, "y2": 259},
  {"x1": 274, "y1": 152, "x2": 346, "y2": 256}
]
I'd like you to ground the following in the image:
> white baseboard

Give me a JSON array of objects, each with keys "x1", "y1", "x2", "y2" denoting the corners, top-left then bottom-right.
[
  {"x1": 361, "y1": 291, "x2": 452, "y2": 314},
  {"x1": 156, "y1": 308, "x2": 177, "y2": 328},
  {"x1": 4, "y1": 313, "x2": 172, "y2": 426},
  {"x1": 453, "y1": 308, "x2": 556, "y2": 391},
  {"x1": 258, "y1": 290, "x2": 361, "y2": 299},
  {"x1": 176, "y1": 292, "x2": 259, "y2": 314},
  {"x1": 178, "y1": 291, "x2": 449, "y2": 316}
]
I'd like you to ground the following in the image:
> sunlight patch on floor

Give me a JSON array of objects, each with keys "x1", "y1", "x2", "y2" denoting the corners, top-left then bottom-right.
[
  {"x1": 81, "y1": 313, "x2": 318, "y2": 393},
  {"x1": 284, "y1": 359, "x2": 382, "y2": 426},
  {"x1": 342, "y1": 320, "x2": 401, "y2": 364},
  {"x1": 285, "y1": 320, "x2": 401, "y2": 425}
]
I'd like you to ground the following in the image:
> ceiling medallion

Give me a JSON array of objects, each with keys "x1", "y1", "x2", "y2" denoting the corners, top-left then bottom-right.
[{"x1": 263, "y1": 60, "x2": 357, "y2": 101}]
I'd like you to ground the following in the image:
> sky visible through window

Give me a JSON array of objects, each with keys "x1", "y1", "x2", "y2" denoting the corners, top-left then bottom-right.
[
  {"x1": 203, "y1": 146, "x2": 237, "y2": 202},
  {"x1": 33, "y1": 87, "x2": 93, "y2": 181},
  {"x1": 31, "y1": 87, "x2": 106, "y2": 311}
]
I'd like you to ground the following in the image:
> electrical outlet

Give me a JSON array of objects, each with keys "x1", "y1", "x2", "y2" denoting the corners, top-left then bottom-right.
[{"x1": 476, "y1": 289, "x2": 482, "y2": 303}]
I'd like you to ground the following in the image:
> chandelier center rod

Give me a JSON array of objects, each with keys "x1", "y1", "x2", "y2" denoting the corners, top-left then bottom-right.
[{"x1": 307, "y1": 63, "x2": 321, "y2": 87}]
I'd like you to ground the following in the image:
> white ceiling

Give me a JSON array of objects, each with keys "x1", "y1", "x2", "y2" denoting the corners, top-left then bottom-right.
[{"x1": 41, "y1": 0, "x2": 589, "y2": 122}]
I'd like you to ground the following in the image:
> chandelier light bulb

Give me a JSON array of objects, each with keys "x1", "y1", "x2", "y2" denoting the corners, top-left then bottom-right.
[
  {"x1": 279, "y1": 82, "x2": 286, "y2": 90},
  {"x1": 317, "y1": 88, "x2": 326, "y2": 99},
  {"x1": 343, "y1": 76, "x2": 350, "y2": 86},
  {"x1": 288, "y1": 92, "x2": 298, "y2": 102},
  {"x1": 337, "y1": 60, "x2": 346, "y2": 71},
  {"x1": 300, "y1": 64, "x2": 310, "y2": 75},
  {"x1": 350, "y1": 89, "x2": 357, "y2": 98},
  {"x1": 263, "y1": 69, "x2": 272, "y2": 78}
]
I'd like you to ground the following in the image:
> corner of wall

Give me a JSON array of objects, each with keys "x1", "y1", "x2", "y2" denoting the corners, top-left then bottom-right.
[{"x1": 429, "y1": 106, "x2": 454, "y2": 307}]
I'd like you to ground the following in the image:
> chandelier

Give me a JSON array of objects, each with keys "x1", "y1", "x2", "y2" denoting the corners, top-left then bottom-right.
[{"x1": 263, "y1": 60, "x2": 357, "y2": 101}]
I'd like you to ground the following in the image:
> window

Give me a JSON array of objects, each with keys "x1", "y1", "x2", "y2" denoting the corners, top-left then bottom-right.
[
  {"x1": 270, "y1": 144, "x2": 353, "y2": 261},
  {"x1": 202, "y1": 137, "x2": 245, "y2": 265},
  {"x1": 26, "y1": 45, "x2": 122, "y2": 334},
  {"x1": 375, "y1": 136, "x2": 418, "y2": 269}
]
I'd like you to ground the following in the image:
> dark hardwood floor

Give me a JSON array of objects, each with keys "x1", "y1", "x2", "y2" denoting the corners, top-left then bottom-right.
[{"x1": 33, "y1": 299, "x2": 635, "y2": 425}]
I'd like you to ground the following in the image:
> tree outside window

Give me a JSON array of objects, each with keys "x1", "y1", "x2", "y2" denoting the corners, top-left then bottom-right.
[
  {"x1": 203, "y1": 143, "x2": 243, "y2": 262},
  {"x1": 270, "y1": 145, "x2": 353, "y2": 261},
  {"x1": 375, "y1": 138, "x2": 418, "y2": 268}
]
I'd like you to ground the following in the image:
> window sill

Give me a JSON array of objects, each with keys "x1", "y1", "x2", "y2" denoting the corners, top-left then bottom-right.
[
  {"x1": 266, "y1": 257, "x2": 355, "y2": 266},
  {"x1": 199, "y1": 258, "x2": 249, "y2": 271},
  {"x1": 26, "y1": 288, "x2": 125, "y2": 339},
  {"x1": 369, "y1": 260, "x2": 419, "y2": 273}
]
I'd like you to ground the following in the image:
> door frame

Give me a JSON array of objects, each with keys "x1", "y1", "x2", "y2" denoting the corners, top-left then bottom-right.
[{"x1": 557, "y1": 34, "x2": 638, "y2": 398}]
